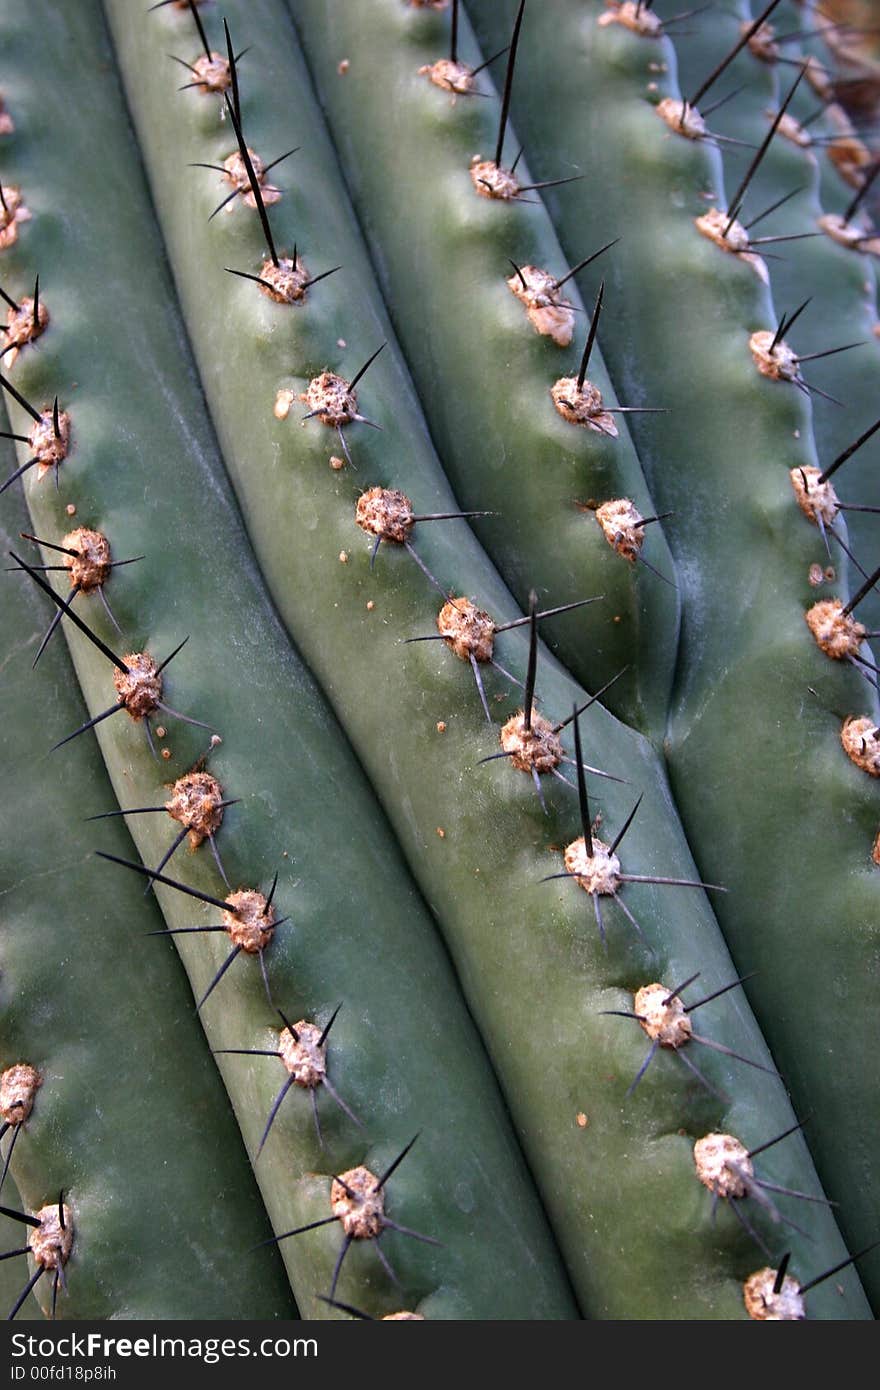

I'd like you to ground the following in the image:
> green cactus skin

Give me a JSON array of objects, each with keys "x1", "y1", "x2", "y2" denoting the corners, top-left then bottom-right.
[
  {"x1": 0, "y1": 451, "x2": 295, "y2": 1319},
  {"x1": 0, "y1": 0, "x2": 577, "y2": 1321},
  {"x1": 97, "y1": 0, "x2": 871, "y2": 1318},
  {"x1": 282, "y1": 0, "x2": 678, "y2": 738},
  {"x1": 466, "y1": 0, "x2": 880, "y2": 1304}
]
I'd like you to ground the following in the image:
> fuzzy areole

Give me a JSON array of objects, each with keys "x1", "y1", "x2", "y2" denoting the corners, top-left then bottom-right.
[
  {"x1": 696, "y1": 207, "x2": 750, "y2": 255},
  {"x1": 506, "y1": 264, "x2": 575, "y2": 347},
  {"x1": 805, "y1": 599, "x2": 865, "y2": 661},
  {"x1": 826, "y1": 135, "x2": 872, "y2": 189},
  {"x1": 694, "y1": 1133, "x2": 752, "y2": 1199},
  {"x1": 749, "y1": 329, "x2": 800, "y2": 382},
  {"x1": 165, "y1": 770, "x2": 225, "y2": 848},
  {"x1": 0, "y1": 183, "x2": 30, "y2": 250},
  {"x1": 469, "y1": 157, "x2": 520, "y2": 201},
  {"x1": 597, "y1": 2, "x2": 662, "y2": 37},
  {"x1": 0, "y1": 1063, "x2": 41, "y2": 1125},
  {"x1": 62, "y1": 527, "x2": 111, "y2": 591},
  {"x1": 563, "y1": 835, "x2": 621, "y2": 896},
  {"x1": 330, "y1": 1167, "x2": 385, "y2": 1240},
  {"x1": 595, "y1": 499, "x2": 644, "y2": 561},
  {"x1": 29, "y1": 1205, "x2": 73, "y2": 1272},
  {"x1": 437, "y1": 597, "x2": 495, "y2": 663},
  {"x1": 744, "y1": 21, "x2": 779, "y2": 64},
  {"x1": 113, "y1": 652, "x2": 162, "y2": 720},
  {"x1": 223, "y1": 888, "x2": 276, "y2": 954},
  {"x1": 695, "y1": 208, "x2": 769, "y2": 284},
  {"x1": 840, "y1": 715, "x2": 880, "y2": 777},
  {"x1": 356, "y1": 487, "x2": 415, "y2": 544},
  {"x1": 302, "y1": 371, "x2": 357, "y2": 428},
  {"x1": 190, "y1": 52, "x2": 231, "y2": 94},
  {"x1": 221, "y1": 148, "x2": 280, "y2": 209},
  {"x1": 418, "y1": 58, "x2": 474, "y2": 96},
  {"x1": 743, "y1": 1267, "x2": 805, "y2": 1321},
  {"x1": 551, "y1": 377, "x2": 618, "y2": 437},
  {"x1": 789, "y1": 467, "x2": 839, "y2": 527},
  {"x1": 819, "y1": 213, "x2": 880, "y2": 258},
  {"x1": 633, "y1": 983, "x2": 693, "y2": 1049},
  {"x1": 775, "y1": 111, "x2": 811, "y2": 149},
  {"x1": 258, "y1": 254, "x2": 309, "y2": 304},
  {"x1": 656, "y1": 98, "x2": 707, "y2": 141},
  {"x1": 279, "y1": 1022, "x2": 327, "y2": 1089},
  {"x1": 28, "y1": 407, "x2": 70, "y2": 480},
  {"x1": 4, "y1": 292, "x2": 48, "y2": 364},
  {"x1": 500, "y1": 710, "x2": 563, "y2": 775}
]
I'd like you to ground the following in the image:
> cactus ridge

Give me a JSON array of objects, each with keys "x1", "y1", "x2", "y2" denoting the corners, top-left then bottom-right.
[{"x1": 0, "y1": 0, "x2": 877, "y2": 1320}]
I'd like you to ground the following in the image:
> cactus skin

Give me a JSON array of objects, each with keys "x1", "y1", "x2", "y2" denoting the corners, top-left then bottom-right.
[
  {"x1": 466, "y1": 0, "x2": 880, "y2": 1303},
  {"x1": 98, "y1": 0, "x2": 870, "y2": 1317},
  {"x1": 281, "y1": 0, "x2": 679, "y2": 737},
  {"x1": 0, "y1": 0, "x2": 578, "y2": 1321},
  {"x1": 0, "y1": 457, "x2": 295, "y2": 1319}
]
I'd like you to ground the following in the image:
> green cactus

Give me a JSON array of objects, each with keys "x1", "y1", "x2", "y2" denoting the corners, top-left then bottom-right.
[{"x1": 0, "y1": 0, "x2": 877, "y2": 1323}]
